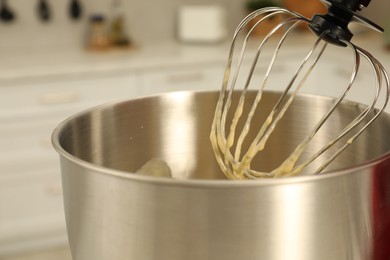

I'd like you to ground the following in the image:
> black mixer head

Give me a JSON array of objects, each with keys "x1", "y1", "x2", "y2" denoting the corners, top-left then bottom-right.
[{"x1": 308, "y1": 0, "x2": 383, "y2": 46}]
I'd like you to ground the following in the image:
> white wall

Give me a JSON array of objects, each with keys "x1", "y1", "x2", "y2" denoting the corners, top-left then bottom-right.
[
  {"x1": 361, "y1": 0, "x2": 389, "y2": 26},
  {"x1": 0, "y1": 0, "x2": 246, "y2": 51}
]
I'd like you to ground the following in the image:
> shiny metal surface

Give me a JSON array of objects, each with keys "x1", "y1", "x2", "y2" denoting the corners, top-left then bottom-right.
[{"x1": 52, "y1": 91, "x2": 390, "y2": 260}]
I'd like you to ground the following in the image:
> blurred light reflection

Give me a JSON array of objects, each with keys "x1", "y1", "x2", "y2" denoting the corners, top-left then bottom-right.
[{"x1": 160, "y1": 92, "x2": 197, "y2": 179}]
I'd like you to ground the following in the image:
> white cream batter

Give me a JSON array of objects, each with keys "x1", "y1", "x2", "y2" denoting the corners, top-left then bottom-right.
[{"x1": 136, "y1": 158, "x2": 172, "y2": 178}]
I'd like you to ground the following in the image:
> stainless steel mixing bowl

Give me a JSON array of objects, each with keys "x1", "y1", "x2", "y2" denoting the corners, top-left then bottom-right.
[{"x1": 52, "y1": 91, "x2": 390, "y2": 260}]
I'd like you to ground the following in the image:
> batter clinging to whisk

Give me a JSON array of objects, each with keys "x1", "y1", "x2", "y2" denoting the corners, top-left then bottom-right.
[{"x1": 210, "y1": 0, "x2": 389, "y2": 179}]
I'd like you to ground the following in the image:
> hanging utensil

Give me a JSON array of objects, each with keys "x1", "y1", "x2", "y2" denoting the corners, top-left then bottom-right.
[
  {"x1": 69, "y1": 0, "x2": 82, "y2": 20},
  {"x1": 0, "y1": 0, "x2": 15, "y2": 22},
  {"x1": 38, "y1": 0, "x2": 51, "y2": 22}
]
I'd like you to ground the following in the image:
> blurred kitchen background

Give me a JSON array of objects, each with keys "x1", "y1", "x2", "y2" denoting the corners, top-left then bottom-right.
[
  {"x1": 0, "y1": 0, "x2": 389, "y2": 259},
  {"x1": 0, "y1": 0, "x2": 388, "y2": 51},
  {"x1": 0, "y1": 0, "x2": 244, "y2": 50}
]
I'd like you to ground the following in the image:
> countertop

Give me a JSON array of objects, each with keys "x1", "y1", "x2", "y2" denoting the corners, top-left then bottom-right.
[
  {"x1": 2, "y1": 247, "x2": 71, "y2": 260},
  {"x1": 1, "y1": 31, "x2": 389, "y2": 82}
]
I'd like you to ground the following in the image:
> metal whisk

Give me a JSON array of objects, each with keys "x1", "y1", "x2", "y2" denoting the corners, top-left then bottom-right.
[{"x1": 210, "y1": 0, "x2": 389, "y2": 179}]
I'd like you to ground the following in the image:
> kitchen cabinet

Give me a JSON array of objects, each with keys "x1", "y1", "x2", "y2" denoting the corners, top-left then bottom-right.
[
  {"x1": 238, "y1": 52, "x2": 383, "y2": 112},
  {"x1": 238, "y1": 56, "x2": 301, "y2": 92},
  {"x1": 140, "y1": 59, "x2": 301, "y2": 97},
  {"x1": 141, "y1": 63, "x2": 225, "y2": 95},
  {"x1": 0, "y1": 73, "x2": 142, "y2": 119},
  {"x1": 0, "y1": 72, "x2": 140, "y2": 255},
  {"x1": 293, "y1": 54, "x2": 385, "y2": 111}
]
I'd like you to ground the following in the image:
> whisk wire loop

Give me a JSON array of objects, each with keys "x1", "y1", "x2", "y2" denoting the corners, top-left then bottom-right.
[
  {"x1": 314, "y1": 46, "x2": 390, "y2": 173},
  {"x1": 210, "y1": 7, "x2": 389, "y2": 179}
]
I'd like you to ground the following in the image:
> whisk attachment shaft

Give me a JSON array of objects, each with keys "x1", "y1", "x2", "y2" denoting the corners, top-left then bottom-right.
[
  {"x1": 210, "y1": 6, "x2": 389, "y2": 179},
  {"x1": 309, "y1": 0, "x2": 383, "y2": 46}
]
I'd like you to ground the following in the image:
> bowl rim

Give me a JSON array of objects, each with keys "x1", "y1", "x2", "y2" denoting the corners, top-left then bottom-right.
[{"x1": 51, "y1": 90, "x2": 390, "y2": 188}]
